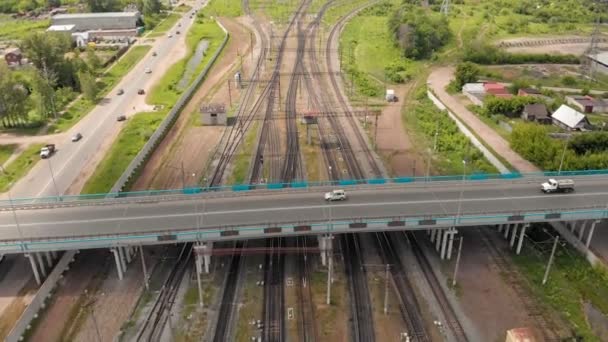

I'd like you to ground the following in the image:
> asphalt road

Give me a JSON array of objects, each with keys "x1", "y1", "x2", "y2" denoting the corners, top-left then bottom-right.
[
  {"x1": 1, "y1": 177, "x2": 607, "y2": 241},
  {"x1": 6, "y1": 2, "x2": 203, "y2": 199}
]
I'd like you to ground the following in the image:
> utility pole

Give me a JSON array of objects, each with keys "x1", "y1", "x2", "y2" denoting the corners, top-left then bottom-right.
[
  {"x1": 452, "y1": 237, "x2": 463, "y2": 287},
  {"x1": 374, "y1": 111, "x2": 379, "y2": 151},
  {"x1": 227, "y1": 79, "x2": 232, "y2": 106},
  {"x1": 326, "y1": 235, "x2": 333, "y2": 305},
  {"x1": 139, "y1": 245, "x2": 149, "y2": 290},
  {"x1": 542, "y1": 236, "x2": 559, "y2": 285},
  {"x1": 384, "y1": 264, "x2": 390, "y2": 315},
  {"x1": 250, "y1": 31, "x2": 254, "y2": 63},
  {"x1": 181, "y1": 161, "x2": 186, "y2": 189}
]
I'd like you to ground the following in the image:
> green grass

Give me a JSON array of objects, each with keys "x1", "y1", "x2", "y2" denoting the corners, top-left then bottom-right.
[
  {"x1": 147, "y1": 13, "x2": 181, "y2": 37},
  {"x1": 149, "y1": 18, "x2": 225, "y2": 106},
  {"x1": 203, "y1": 0, "x2": 243, "y2": 17},
  {"x1": 81, "y1": 111, "x2": 166, "y2": 194},
  {"x1": 249, "y1": 0, "x2": 298, "y2": 23},
  {"x1": 48, "y1": 45, "x2": 152, "y2": 133},
  {"x1": 174, "y1": 4, "x2": 193, "y2": 13},
  {"x1": 512, "y1": 226, "x2": 608, "y2": 341},
  {"x1": 0, "y1": 144, "x2": 44, "y2": 192},
  {"x1": 0, "y1": 15, "x2": 49, "y2": 40},
  {"x1": 82, "y1": 19, "x2": 227, "y2": 193},
  {"x1": 228, "y1": 121, "x2": 259, "y2": 184},
  {"x1": 0, "y1": 145, "x2": 16, "y2": 167}
]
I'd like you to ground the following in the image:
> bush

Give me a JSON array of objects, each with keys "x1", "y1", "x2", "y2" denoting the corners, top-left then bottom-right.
[
  {"x1": 453, "y1": 62, "x2": 480, "y2": 90},
  {"x1": 483, "y1": 96, "x2": 540, "y2": 117},
  {"x1": 384, "y1": 59, "x2": 412, "y2": 83}
]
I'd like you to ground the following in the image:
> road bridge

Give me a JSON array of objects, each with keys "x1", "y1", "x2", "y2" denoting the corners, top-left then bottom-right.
[{"x1": 1, "y1": 175, "x2": 607, "y2": 254}]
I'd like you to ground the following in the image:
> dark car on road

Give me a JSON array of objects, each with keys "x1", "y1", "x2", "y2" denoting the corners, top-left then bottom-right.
[
  {"x1": 117, "y1": 89, "x2": 124, "y2": 95},
  {"x1": 71, "y1": 133, "x2": 83, "y2": 142},
  {"x1": 116, "y1": 115, "x2": 127, "y2": 122},
  {"x1": 138, "y1": 89, "x2": 145, "y2": 95}
]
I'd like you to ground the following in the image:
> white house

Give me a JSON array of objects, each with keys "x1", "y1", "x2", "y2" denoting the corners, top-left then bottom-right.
[
  {"x1": 551, "y1": 104, "x2": 590, "y2": 131},
  {"x1": 462, "y1": 83, "x2": 485, "y2": 106}
]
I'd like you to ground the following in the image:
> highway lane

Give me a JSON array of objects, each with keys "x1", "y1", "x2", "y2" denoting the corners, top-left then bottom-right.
[
  {"x1": 6, "y1": 2, "x2": 203, "y2": 199},
  {"x1": 1, "y1": 178, "x2": 608, "y2": 241}
]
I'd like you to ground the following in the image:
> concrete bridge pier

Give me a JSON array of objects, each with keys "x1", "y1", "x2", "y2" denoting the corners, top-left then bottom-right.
[
  {"x1": 516, "y1": 224, "x2": 528, "y2": 255},
  {"x1": 318, "y1": 236, "x2": 327, "y2": 266},
  {"x1": 26, "y1": 253, "x2": 44, "y2": 285},
  {"x1": 446, "y1": 228, "x2": 458, "y2": 260},
  {"x1": 503, "y1": 224, "x2": 512, "y2": 239},
  {"x1": 124, "y1": 246, "x2": 132, "y2": 264},
  {"x1": 430, "y1": 229, "x2": 438, "y2": 244},
  {"x1": 585, "y1": 220, "x2": 601, "y2": 248},
  {"x1": 196, "y1": 242, "x2": 213, "y2": 274},
  {"x1": 435, "y1": 229, "x2": 443, "y2": 252},
  {"x1": 111, "y1": 248, "x2": 124, "y2": 280},
  {"x1": 509, "y1": 224, "x2": 520, "y2": 248}
]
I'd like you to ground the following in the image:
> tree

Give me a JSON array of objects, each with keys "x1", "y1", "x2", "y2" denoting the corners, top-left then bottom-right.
[
  {"x1": 389, "y1": 6, "x2": 451, "y2": 59},
  {"x1": 143, "y1": 0, "x2": 161, "y2": 15},
  {"x1": 78, "y1": 71, "x2": 98, "y2": 102},
  {"x1": 33, "y1": 67, "x2": 58, "y2": 119},
  {"x1": 86, "y1": 0, "x2": 119, "y2": 12},
  {"x1": 0, "y1": 64, "x2": 31, "y2": 128},
  {"x1": 20, "y1": 32, "x2": 71, "y2": 75},
  {"x1": 86, "y1": 47, "x2": 102, "y2": 73},
  {"x1": 453, "y1": 62, "x2": 480, "y2": 90}
]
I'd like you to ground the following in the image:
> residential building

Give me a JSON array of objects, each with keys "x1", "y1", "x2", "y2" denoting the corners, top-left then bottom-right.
[
  {"x1": 565, "y1": 95, "x2": 607, "y2": 113},
  {"x1": 521, "y1": 104, "x2": 551, "y2": 124},
  {"x1": 483, "y1": 82, "x2": 510, "y2": 96},
  {"x1": 551, "y1": 104, "x2": 590, "y2": 131},
  {"x1": 462, "y1": 83, "x2": 485, "y2": 106},
  {"x1": 3, "y1": 47, "x2": 22, "y2": 66}
]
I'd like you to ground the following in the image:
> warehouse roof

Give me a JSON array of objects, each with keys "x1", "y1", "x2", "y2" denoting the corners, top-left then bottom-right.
[
  {"x1": 47, "y1": 24, "x2": 75, "y2": 32},
  {"x1": 52, "y1": 12, "x2": 139, "y2": 20},
  {"x1": 588, "y1": 51, "x2": 608, "y2": 67},
  {"x1": 552, "y1": 105, "x2": 587, "y2": 129}
]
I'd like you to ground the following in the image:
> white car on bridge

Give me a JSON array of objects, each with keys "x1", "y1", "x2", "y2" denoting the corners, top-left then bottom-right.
[{"x1": 325, "y1": 189, "x2": 346, "y2": 201}]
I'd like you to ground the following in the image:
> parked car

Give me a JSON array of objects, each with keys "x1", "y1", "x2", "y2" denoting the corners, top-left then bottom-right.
[
  {"x1": 138, "y1": 89, "x2": 145, "y2": 95},
  {"x1": 144, "y1": 67, "x2": 152, "y2": 74},
  {"x1": 324, "y1": 189, "x2": 346, "y2": 201},
  {"x1": 71, "y1": 133, "x2": 83, "y2": 142},
  {"x1": 168, "y1": 33, "x2": 173, "y2": 38},
  {"x1": 116, "y1": 115, "x2": 127, "y2": 122},
  {"x1": 117, "y1": 88, "x2": 124, "y2": 95},
  {"x1": 152, "y1": 51, "x2": 157, "y2": 57},
  {"x1": 176, "y1": 30, "x2": 180, "y2": 35}
]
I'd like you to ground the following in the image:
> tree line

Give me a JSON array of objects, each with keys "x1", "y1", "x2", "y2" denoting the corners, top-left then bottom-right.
[{"x1": 1, "y1": 0, "x2": 163, "y2": 16}]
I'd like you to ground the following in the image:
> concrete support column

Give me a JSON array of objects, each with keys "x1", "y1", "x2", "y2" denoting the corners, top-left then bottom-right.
[
  {"x1": 504, "y1": 224, "x2": 511, "y2": 239},
  {"x1": 202, "y1": 242, "x2": 213, "y2": 274},
  {"x1": 45, "y1": 252, "x2": 53, "y2": 268},
  {"x1": 318, "y1": 236, "x2": 327, "y2": 266},
  {"x1": 117, "y1": 246, "x2": 127, "y2": 274},
  {"x1": 111, "y1": 248, "x2": 123, "y2": 280},
  {"x1": 26, "y1": 254, "x2": 42, "y2": 286},
  {"x1": 516, "y1": 224, "x2": 528, "y2": 255},
  {"x1": 569, "y1": 221, "x2": 576, "y2": 232},
  {"x1": 510, "y1": 224, "x2": 519, "y2": 248},
  {"x1": 50, "y1": 251, "x2": 57, "y2": 259},
  {"x1": 124, "y1": 246, "x2": 132, "y2": 264},
  {"x1": 586, "y1": 220, "x2": 600, "y2": 248},
  {"x1": 440, "y1": 229, "x2": 449, "y2": 260},
  {"x1": 35, "y1": 253, "x2": 47, "y2": 277},
  {"x1": 430, "y1": 229, "x2": 437, "y2": 243},
  {"x1": 578, "y1": 220, "x2": 589, "y2": 240},
  {"x1": 497, "y1": 224, "x2": 503, "y2": 233},
  {"x1": 447, "y1": 228, "x2": 457, "y2": 260},
  {"x1": 435, "y1": 229, "x2": 443, "y2": 251}
]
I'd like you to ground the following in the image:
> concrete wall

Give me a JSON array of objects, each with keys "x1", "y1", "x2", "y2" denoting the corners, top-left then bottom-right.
[{"x1": 201, "y1": 112, "x2": 227, "y2": 125}]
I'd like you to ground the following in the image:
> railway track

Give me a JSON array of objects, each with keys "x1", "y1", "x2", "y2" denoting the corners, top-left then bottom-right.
[
  {"x1": 135, "y1": 243, "x2": 193, "y2": 342},
  {"x1": 263, "y1": 237, "x2": 286, "y2": 341},
  {"x1": 405, "y1": 231, "x2": 469, "y2": 342},
  {"x1": 372, "y1": 232, "x2": 429, "y2": 341},
  {"x1": 295, "y1": 236, "x2": 318, "y2": 341},
  {"x1": 212, "y1": 241, "x2": 246, "y2": 341}
]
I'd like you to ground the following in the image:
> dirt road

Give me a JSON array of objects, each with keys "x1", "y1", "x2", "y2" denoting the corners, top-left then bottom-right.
[{"x1": 427, "y1": 67, "x2": 540, "y2": 173}]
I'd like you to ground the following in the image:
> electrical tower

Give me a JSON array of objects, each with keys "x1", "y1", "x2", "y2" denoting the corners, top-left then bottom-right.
[
  {"x1": 440, "y1": 0, "x2": 450, "y2": 16},
  {"x1": 583, "y1": 0, "x2": 608, "y2": 81}
]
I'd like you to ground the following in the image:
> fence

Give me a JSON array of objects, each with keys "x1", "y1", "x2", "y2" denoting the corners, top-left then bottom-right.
[
  {"x1": 5, "y1": 250, "x2": 78, "y2": 342},
  {"x1": 108, "y1": 19, "x2": 230, "y2": 194}
]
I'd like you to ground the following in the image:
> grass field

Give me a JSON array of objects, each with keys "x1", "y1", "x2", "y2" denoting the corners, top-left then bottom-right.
[
  {"x1": 83, "y1": 19, "x2": 227, "y2": 193},
  {"x1": 0, "y1": 144, "x2": 43, "y2": 192},
  {"x1": 81, "y1": 111, "x2": 165, "y2": 194},
  {"x1": 0, "y1": 145, "x2": 16, "y2": 167},
  {"x1": 203, "y1": 0, "x2": 243, "y2": 17},
  {"x1": 0, "y1": 15, "x2": 49, "y2": 41},
  {"x1": 228, "y1": 121, "x2": 259, "y2": 184},
  {"x1": 48, "y1": 45, "x2": 152, "y2": 133},
  {"x1": 147, "y1": 13, "x2": 181, "y2": 37},
  {"x1": 249, "y1": 0, "x2": 298, "y2": 24}
]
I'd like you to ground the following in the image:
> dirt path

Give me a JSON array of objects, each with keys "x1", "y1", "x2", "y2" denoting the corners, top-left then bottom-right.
[
  {"x1": 376, "y1": 84, "x2": 426, "y2": 176},
  {"x1": 427, "y1": 67, "x2": 540, "y2": 173},
  {"x1": 134, "y1": 17, "x2": 252, "y2": 190}
]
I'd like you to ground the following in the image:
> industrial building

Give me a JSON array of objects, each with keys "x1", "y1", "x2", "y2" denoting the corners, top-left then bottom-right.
[
  {"x1": 49, "y1": 12, "x2": 141, "y2": 32},
  {"x1": 200, "y1": 103, "x2": 227, "y2": 125}
]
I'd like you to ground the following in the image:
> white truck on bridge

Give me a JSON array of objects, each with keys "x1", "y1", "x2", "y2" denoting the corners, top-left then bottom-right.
[{"x1": 541, "y1": 178, "x2": 574, "y2": 193}]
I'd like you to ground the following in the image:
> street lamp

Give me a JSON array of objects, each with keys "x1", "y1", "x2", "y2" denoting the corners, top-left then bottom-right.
[
  {"x1": 46, "y1": 158, "x2": 60, "y2": 198},
  {"x1": 426, "y1": 128, "x2": 439, "y2": 180},
  {"x1": 455, "y1": 160, "x2": 467, "y2": 224},
  {"x1": 557, "y1": 135, "x2": 570, "y2": 176},
  {"x1": 0, "y1": 167, "x2": 25, "y2": 251}
]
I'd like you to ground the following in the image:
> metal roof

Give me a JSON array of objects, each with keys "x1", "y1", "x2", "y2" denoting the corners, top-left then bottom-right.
[
  {"x1": 588, "y1": 51, "x2": 608, "y2": 66},
  {"x1": 47, "y1": 24, "x2": 75, "y2": 31},
  {"x1": 52, "y1": 12, "x2": 139, "y2": 20},
  {"x1": 552, "y1": 104, "x2": 587, "y2": 128}
]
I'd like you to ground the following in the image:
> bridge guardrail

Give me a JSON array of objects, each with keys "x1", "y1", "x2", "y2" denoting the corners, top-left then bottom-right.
[{"x1": 1, "y1": 169, "x2": 608, "y2": 209}]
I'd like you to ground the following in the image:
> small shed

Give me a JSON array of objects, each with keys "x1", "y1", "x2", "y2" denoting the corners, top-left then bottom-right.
[
  {"x1": 462, "y1": 83, "x2": 485, "y2": 106},
  {"x1": 521, "y1": 104, "x2": 551, "y2": 124},
  {"x1": 200, "y1": 103, "x2": 227, "y2": 125},
  {"x1": 565, "y1": 95, "x2": 607, "y2": 114},
  {"x1": 4, "y1": 47, "x2": 22, "y2": 66},
  {"x1": 551, "y1": 104, "x2": 590, "y2": 131}
]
